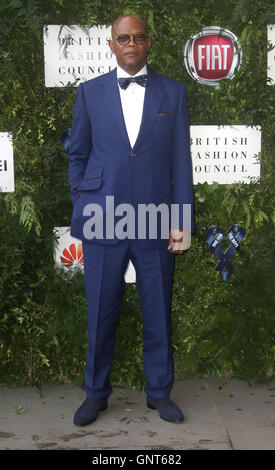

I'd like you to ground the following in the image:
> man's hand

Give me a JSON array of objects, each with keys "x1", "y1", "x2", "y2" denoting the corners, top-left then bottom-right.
[{"x1": 167, "y1": 229, "x2": 191, "y2": 254}]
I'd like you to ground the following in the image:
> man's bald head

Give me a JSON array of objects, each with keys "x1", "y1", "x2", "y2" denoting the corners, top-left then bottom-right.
[{"x1": 111, "y1": 14, "x2": 148, "y2": 36}]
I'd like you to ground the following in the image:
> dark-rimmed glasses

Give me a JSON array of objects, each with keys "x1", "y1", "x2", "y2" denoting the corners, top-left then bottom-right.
[{"x1": 114, "y1": 34, "x2": 148, "y2": 46}]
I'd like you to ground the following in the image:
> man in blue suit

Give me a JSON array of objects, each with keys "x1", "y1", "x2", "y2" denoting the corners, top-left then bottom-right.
[{"x1": 68, "y1": 14, "x2": 194, "y2": 426}]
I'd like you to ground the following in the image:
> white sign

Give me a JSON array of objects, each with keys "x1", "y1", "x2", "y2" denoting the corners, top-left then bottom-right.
[
  {"x1": 54, "y1": 227, "x2": 136, "y2": 283},
  {"x1": 43, "y1": 25, "x2": 116, "y2": 87},
  {"x1": 0, "y1": 133, "x2": 14, "y2": 192},
  {"x1": 267, "y1": 25, "x2": 275, "y2": 85},
  {"x1": 190, "y1": 125, "x2": 261, "y2": 184}
]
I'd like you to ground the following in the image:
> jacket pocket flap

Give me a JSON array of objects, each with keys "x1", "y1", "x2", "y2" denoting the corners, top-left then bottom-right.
[
  {"x1": 78, "y1": 176, "x2": 102, "y2": 191},
  {"x1": 78, "y1": 176, "x2": 102, "y2": 190},
  {"x1": 86, "y1": 165, "x2": 103, "y2": 178},
  {"x1": 78, "y1": 166, "x2": 103, "y2": 190}
]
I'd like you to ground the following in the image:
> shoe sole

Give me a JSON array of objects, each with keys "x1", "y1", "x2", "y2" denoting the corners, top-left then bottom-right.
[
  {"x1": 99, "y1": 404, "x2": 108, "y2": 411},
  {"x1": 147, "y1": 402, "x2": 157, "y2": 410},
  {"x1": 147, "y1": 402, "x2": 184, "y2": 423}
]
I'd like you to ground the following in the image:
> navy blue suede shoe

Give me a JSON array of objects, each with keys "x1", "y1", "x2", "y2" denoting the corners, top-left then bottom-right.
[
  {"x1": 73, "y1": 397, "x2": 108, "y2": 426},
  {"x1": 146, "y1": 395, "x2": 184, "y2": 422}
]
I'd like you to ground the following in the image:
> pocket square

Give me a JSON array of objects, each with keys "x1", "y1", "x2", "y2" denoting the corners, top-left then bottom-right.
[{"x1": 157, "y1": 112, "x2": 173, "y2": 117}]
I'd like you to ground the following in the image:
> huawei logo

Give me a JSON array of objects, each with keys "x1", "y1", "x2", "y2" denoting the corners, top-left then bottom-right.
[
  {"x1": 184, "y1": 26, "x2": 242, "y2": 85},
  {"x1": 60, "y1": 243, "x2": 84, "y2": 268}
]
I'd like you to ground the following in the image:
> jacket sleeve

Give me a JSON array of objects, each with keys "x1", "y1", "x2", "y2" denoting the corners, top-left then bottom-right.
[
  {"x1": 171, "y1": 84, "x2": 195, "y2": 234},
  {"x1": 67, "y1": 83, "x2": 92, "y2": 206}
]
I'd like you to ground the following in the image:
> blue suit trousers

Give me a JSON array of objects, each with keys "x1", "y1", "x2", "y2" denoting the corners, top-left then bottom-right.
[{"x1": 82, "y1": 239, "x2": 175, "y2": 399}]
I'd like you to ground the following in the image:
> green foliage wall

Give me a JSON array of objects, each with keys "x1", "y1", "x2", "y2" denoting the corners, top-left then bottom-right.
[{"x1": 0, "y1": 0, "x2": 275, "y2": 388}]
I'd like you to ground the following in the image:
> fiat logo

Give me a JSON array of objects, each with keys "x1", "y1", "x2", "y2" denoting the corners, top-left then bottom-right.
[{"x1": 184, "y1": 26, "x2": 242, "y2": 85}]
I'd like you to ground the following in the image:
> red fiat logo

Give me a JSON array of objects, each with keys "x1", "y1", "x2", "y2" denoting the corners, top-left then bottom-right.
[{"x1": 184, "y1": 26, "x2": 242, "y2": 85}]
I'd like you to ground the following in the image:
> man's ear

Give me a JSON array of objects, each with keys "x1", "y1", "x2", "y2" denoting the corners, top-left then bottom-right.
[
  {"x1": 108, "y1": 39, "x2": 114, "y2": 53},
  {"x1": 147, "y1": 37, "x2": 152, "y2": 54}
]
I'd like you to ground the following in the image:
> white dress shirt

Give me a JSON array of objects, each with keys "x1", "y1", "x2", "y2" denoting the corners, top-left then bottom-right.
[{"x1": 117, "y1": 64, "x2": 147, "y2": 149}]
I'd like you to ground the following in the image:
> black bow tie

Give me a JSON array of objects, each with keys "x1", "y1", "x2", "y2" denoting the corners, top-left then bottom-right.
[{"x1": 118, "y1": 74, "x2": 148, "y2": 90}]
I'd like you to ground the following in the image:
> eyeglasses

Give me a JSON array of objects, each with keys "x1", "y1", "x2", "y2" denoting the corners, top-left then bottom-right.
[{"x1": 114, "y1": 34, "x2": 148, "y2": 46}]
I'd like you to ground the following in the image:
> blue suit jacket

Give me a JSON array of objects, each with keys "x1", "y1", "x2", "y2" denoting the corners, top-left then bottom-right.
[{"x1": 68, "y1": 67, "x2": 194, "y2": 248}]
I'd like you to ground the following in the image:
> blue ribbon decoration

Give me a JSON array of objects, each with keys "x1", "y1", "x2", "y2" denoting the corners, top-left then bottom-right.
[
  {"x1": 61, "y1": 128, "x2": 71, "y2": 153},
  {"x1": 206, "y1": 225, "x2": 245, "y2": 280}
]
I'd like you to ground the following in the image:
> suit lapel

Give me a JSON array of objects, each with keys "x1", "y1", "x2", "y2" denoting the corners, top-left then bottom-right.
[
  {"x1": 102, "y1": 68, "x2": 131, "y2": 149},
  {"x1": 133, "y1": 68, "x2": 165, "y2": 151}
]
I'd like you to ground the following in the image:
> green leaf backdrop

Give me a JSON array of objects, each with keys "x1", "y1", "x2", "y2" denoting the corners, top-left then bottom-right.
[{"x1": 0, "y1": 0, "x2": 274, "y2": 388}]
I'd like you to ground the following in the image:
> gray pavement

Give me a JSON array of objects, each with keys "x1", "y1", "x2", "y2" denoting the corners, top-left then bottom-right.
[{"x1": 0, "y1": 378, "x2": 274, "y2": 450}]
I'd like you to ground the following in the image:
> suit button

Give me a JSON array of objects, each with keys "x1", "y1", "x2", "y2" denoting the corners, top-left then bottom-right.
[{"x1": 129, "y1": 151, "x2": 136, "y2": 157}]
